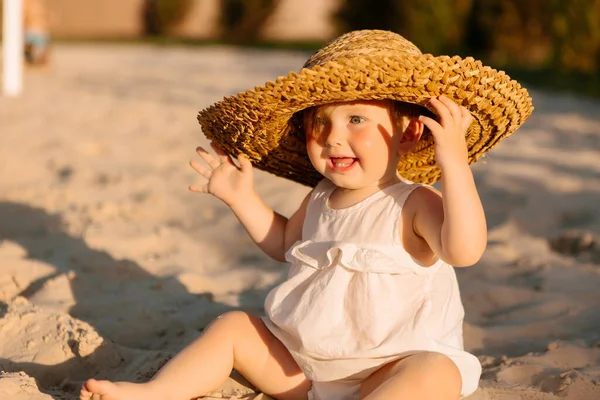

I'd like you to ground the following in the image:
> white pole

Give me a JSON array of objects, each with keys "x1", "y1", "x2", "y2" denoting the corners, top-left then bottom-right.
[{"x1": 3, "y1": 0, "x2": 24, "y2": 97}]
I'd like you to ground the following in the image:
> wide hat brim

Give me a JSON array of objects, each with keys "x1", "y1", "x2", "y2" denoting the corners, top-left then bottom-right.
[{"x1": 198, "y1": 43, "x2": 533, "y2": 186}]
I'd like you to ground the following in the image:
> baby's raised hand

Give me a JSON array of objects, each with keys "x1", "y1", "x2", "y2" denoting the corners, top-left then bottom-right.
[
  {"x1": 418, "y1": 96, "x2": 473, "y2": 170},
  {"x1": 189, "y1": 142, "x2": 254, "y2": 207}
]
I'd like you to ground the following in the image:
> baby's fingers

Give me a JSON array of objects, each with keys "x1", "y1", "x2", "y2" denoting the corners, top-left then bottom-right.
[
  {"x1": 189, "y1": 159, "x2": 212, "y2": 179},
  {"x1": 210, "y1": 142, "x2": 235, "y2": 166},
  {"x1": 237, "y1": 154, "x2": 253, "y2": 174},
  {"x1": 437, "y1": 96, "x2": 463, "y2": 122},
  {"x1": 418, "y1": 115, "x2": 443, "y2": 138},
  {"x1": 459, "y1": 106, "x2": 473, "y2": 132},
  {"x1": 189, "y1": 184, "x2": 209, "y2": 193},
  {"x1": 429, "y1": 97, "x2": 453, "y2": 127},
  {"x1": 196, "y1": 146, "x2": 221, "y2": 169}
]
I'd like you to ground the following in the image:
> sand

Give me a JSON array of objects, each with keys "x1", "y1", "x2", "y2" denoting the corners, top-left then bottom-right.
[{"x1": 1, "y1": 43, "x2": 599, "y2": 399}]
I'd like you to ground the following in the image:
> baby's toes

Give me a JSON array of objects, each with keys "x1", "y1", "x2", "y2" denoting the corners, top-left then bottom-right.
[{"x1": 79, "y1": 386, "x2": 93, "y2": 400}]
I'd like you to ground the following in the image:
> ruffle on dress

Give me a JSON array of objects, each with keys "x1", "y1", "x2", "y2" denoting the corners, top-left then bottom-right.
[{"x1": 286, "y1": 240, "x2": 437, "y2": 275}]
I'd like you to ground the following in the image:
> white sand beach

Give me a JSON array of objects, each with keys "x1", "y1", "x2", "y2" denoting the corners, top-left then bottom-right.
[{"x1": 0, "y1": 43, "x2": 599, "y2": 399}]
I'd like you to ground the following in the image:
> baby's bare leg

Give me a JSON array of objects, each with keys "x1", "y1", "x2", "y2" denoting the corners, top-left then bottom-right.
[
  {"x1": 80, "y1": 311, "x2": 310, "y2": 400},
  {"x1": 360, "y1": 352, "x2": 462, "y2": 400}
]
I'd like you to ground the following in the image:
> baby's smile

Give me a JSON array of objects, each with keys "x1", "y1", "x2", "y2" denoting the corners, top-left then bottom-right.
[{"x1": 328, "y1": 157, "x2": 358, "y2": 172}]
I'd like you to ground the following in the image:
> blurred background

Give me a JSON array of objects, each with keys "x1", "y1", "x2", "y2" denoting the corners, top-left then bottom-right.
[{"x1": 2, "y1": 0, "x2": 600, "y2": 98}]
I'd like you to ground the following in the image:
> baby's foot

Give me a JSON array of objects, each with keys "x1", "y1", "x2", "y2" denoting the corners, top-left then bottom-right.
[{"x1": 79, "y1": 379, "x2": 164, "y2": 400}]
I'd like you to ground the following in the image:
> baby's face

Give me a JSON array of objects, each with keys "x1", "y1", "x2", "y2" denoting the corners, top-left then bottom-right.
[{"x1": 304, "y1": 100, "x2": 403, "y2": 190}]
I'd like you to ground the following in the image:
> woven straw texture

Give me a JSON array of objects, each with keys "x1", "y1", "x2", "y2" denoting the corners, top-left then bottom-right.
[{"x1": 197, "y1": 30, "x2": 534, "y2": 186}]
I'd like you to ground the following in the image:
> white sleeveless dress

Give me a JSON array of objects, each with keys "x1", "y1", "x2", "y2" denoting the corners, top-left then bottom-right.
[{"x1": 263, "y1": 179, "x2": 481, "y2": 399}]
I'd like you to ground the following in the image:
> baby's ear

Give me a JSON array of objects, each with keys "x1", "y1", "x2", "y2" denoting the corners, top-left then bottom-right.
[{"x1": 397, "y1": 118, "x2": 424, "y2": 155}]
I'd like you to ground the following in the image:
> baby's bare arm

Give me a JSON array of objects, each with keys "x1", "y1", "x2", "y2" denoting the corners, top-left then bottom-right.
[
  {"x1": 414, "y1": 96, "x2": 487, "y2": 266},
  {"x1": 229, "y1": 190, "x2": 311, "y2": 262},
  {"x1": 190, "y1": 143, "x2": 310, "y2": 262}
]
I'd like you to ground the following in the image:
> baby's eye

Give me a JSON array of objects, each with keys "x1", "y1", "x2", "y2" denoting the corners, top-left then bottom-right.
[{"x1": 349, "y1": 116, "x2": 365, "y2": 124}]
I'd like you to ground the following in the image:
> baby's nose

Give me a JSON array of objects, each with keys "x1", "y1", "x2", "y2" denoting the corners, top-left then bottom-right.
[{"x1": 324, "y1": 126, "x2": 344, "y2": 147}]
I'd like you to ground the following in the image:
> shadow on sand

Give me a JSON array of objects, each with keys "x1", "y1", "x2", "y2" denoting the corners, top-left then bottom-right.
[{"x1": 0, "y1": 201, "x2": 273, "y2": 398}]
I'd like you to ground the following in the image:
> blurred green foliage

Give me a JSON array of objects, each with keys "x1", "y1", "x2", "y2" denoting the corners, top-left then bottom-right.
[
  {"x1": 336, "y1": 0, "x2": 473, "y2": 55},
  {"x1": 334, "y1": 0, "x2": 600, "y2": 97},
  {"x1": 337, "y1": 0, "x2": 600, "y2": 72},
  {"x1": 549, "y1": 0, "x2": 600, "y2": 73},
  {"x1": 219, "y1": 0, "x2": 279, "y2": 43},
  {"x1": 143, "y1": 0, "x2": 194, "y2": 36}
]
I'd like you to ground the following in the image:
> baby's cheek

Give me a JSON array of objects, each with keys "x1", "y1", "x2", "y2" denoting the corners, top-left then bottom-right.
[
  {"x1": 305, "y1": 139, "x2": 323, "y2": 166},
  {"x1": 357, "y1": 138, "x2": 393, "y2": 170},
  {"x1": 353, "y1": 131, "x2": 373, "y2": 147},
  {"x1": 306, "y1": 136, "x2": 319, "y2": 152},
  {"x1": 355, "y1": 136, "x2": 382, "y2": 157},
  {"x1": 306, "y1": 128, "x2": 323, "y2": 147}
]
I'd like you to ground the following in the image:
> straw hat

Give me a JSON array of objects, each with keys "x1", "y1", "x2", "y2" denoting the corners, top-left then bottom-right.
[{"x1": 197, "y1": 29, "x2": 534, "y2": 186}]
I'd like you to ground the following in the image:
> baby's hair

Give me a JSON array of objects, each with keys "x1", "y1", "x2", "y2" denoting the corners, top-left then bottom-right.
[
  {"x1": 388, "y1": 100, "x2": 436, "y2": 137},
  {"x1": 390, "y1": 100, "x2": 435, "y2": 122}
]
